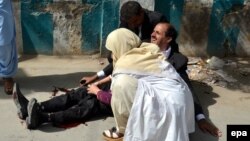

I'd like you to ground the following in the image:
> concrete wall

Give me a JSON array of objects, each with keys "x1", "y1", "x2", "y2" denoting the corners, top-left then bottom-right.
[
  {"x1": 177, "y1": 0, "x2": 250, "y2": 57},
  {"x1": 12, "y1": 0, "x2": 119, "y2": 55},
  {"x1": 138, "y1": 0, "x2": 250, "y2": 57},
  {"x1": 12, "y1": 0, "x2": 250, "y2": 57}
]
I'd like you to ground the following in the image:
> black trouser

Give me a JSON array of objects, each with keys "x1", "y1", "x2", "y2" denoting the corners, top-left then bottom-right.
[{"x1": 40, "y1": 82, "x2": 112, "y2": 125}]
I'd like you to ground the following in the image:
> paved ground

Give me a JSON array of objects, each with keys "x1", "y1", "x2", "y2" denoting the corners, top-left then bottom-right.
[{"x1": 0, "y1": 55, "x2": 249, "y2": 141}]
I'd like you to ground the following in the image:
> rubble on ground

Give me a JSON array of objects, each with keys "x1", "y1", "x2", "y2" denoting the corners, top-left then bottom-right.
[{"x1": 187, "y1": 56, "x2": 250, "y2": 93}]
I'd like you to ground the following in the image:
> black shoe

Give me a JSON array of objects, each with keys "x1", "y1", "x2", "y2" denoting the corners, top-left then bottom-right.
[
  {"x1": 26, "y1": 98, "x2": 42, "y2": 129},
  {"x1": 12, "y1": 83, "x2": 29, "y2": 120}
]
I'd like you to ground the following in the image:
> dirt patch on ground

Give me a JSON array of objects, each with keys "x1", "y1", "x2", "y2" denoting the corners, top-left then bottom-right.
[{"x1": 188, "y1": 57, "x2": 250, "y2": 93}]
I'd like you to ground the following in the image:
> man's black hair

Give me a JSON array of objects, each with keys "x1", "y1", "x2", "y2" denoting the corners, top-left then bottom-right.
[
  {"x1": 165, "y1": 25, "x2": 177, "y2": 42},
  {"x1": 120, "y1": 1, "x2": 142, "y2": 22}
]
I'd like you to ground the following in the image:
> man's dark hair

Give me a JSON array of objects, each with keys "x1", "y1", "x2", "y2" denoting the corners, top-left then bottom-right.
[
  {"x1": 163, "y1": 22, "x2": 178, "y2": 41},
  {"x1": 120, "y1": 1, "x2": 142, "y2": 22}
]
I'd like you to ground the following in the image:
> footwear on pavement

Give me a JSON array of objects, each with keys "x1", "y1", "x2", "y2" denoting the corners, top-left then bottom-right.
[
  {"x1": 26, "y1": 98, "x2": 42, "y2": 129},
  {"x1": 12, "y1": 83, "x2": 29, "y2": 120}
]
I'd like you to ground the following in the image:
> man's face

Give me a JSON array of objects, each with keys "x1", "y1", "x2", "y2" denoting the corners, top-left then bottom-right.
[
  {"x1": 127, "y1": 10, "x2": 144, "y2": 29},
  {"x1": 151, "y1": 23, "x2": 171, "y2": 50}
]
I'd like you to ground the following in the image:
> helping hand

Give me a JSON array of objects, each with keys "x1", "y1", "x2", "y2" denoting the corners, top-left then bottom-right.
[
  {"x1": 79, "y1": 75, "x2": 97, "y2": 86},
  {"x1": 87, "y1": 84, "x2": 101, "y2": 95}
]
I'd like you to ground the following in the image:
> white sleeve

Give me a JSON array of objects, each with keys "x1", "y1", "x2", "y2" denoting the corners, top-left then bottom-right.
[
  {"x1": 97, "y1": 70, "x2": 105, "y2": 78},
  {"x1": 196, "y1": 114, "x2": 206, "y2": 121}
]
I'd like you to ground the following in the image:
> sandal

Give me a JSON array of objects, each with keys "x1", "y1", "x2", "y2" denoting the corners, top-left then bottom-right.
[
  {"x1": 3, "y1": 77, "x2": 14, "y2": 95},
  {"x1": 103, "y1": 127, "x2": 124, "y2": 141}
]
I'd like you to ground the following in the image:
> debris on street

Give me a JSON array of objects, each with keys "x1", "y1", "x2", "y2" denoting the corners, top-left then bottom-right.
[{"x1": 187, "y1": 57, "x2": 250, "y2": 93}]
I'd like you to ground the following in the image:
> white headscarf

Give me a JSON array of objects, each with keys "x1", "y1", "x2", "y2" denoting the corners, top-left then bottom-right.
[
  {"x1": 105, "y1": 28, "x2": 168, "y2": 76},
  {"x1": 105, "y1": 28, "x2": 141, "y2": 63}
]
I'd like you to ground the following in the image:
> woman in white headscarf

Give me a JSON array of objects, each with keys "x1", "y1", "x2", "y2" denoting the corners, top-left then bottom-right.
[{"x1": 103, "y1": 28, "x2": 194, "y2": 141}]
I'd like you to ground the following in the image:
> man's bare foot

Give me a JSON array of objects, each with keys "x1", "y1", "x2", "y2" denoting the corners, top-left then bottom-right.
[{"x1": 197, "y1": 119, "x2": 222, "y2": 137}]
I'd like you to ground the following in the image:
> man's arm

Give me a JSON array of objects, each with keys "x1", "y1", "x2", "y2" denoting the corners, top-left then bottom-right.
[
  {"x1": 80, "y1": 63, "x2": 113, "y2": 86},
  {"x1": 79, "y1": 74, "x2": 98, "y2": 86},
  {"x1": 103, "y1": 63, "x2": 113, "y2": 76},
  {"x1": 93, "y1": 75, "x2": 112, "y2": 86}
]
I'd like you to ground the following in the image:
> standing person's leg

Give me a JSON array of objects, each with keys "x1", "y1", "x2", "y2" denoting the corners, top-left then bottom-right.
[
  {"x1": 0, "y1": 0, "x2": 18, "y2": 95},
  {"x1": 1, "y1": 33, "x2": 17, "y2": 95},
  {"x1": 108, "y1": 74, "x2": 138, "y2": 135}
]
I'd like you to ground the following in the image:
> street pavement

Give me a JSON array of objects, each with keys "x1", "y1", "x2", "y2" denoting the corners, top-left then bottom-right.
[{"x1": 0, "y1": 55, "x2": 249, "y2": 141}]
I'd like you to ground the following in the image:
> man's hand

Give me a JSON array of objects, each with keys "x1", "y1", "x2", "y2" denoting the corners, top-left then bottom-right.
[
  {"x1": 87, "y1": 84, "x2": 101, "y2": 95},
  {"x1": 80, "y1": 75, "x2": 98, "y2": 86},
  {"x1": 197, "y1": 119, "x2": 222, "y2": 137}
]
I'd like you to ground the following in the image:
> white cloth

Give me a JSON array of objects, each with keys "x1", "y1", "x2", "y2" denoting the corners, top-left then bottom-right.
[
  {"x1": 121, "y1": 62, "x2": 195, "y2": 141},
  {"x1": 113, "y1": 60, "x2": 195, "y2": 141},
  {"x1": 163, "y1": 46, "x2": 171, "y2": 59},
  {"x1": 138, "y1": 26, "x2": 142, "y2": 38},
  {"x1": 162, "y1": 46, "x2": 206, "y2": 121},
  {"x1": 196, "y1": 114, "x2": 206, "y2": 121},
  {"x1": 97, "y1": 70, "x2": 105, "y2": 78}
]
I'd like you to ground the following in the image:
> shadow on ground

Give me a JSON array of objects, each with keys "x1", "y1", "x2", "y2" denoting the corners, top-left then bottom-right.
[
  {"x1": 38, "y1": 123, "x2": 66, "y2": 133},
  {"x1": 189, "y1": 80, "x2": 220, "y2": 141},
  {"x1": 0, "y1": 72, "x2": 96, "y2": 99},
  {"x1": 222, "y1": 59, "x2": 250, "y2": 93},
  {"x1": 18, "y1": 55, "x2": 38, "y2": 63}
]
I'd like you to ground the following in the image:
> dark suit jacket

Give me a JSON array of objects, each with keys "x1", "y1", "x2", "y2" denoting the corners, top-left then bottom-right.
[{"x1": 120, "y1": 9, "x2": 167, "y2": 42}]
